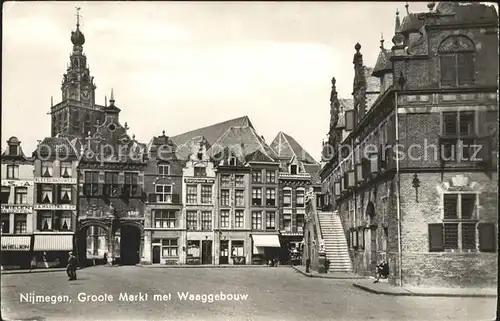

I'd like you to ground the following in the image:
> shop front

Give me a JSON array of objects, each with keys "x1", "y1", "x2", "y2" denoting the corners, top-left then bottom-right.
[
  {"x1": 1, "y1": 235, "x2": 32, "y2": 270},
  {"x1": 251, "y1": 233, "x2": 281, "y2": 265},
  {"x1": 279, "y1": 234, "x2": 304, "y2": 265},
  {"x1": 187, "y1": 233, "x2": 213, "y2": 265},
  {"x1": 32, "y1": 234, "x2": 74, "y2": 268},
  {"x1": 149, "y1": 230, "x2": 185, "y2": 265}
]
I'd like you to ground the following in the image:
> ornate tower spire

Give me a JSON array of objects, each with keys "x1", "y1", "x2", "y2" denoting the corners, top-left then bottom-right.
[
  {"x1": 380, "y1": 33, "x2": 385, "y2": 50},
  {"x1": 109, "y1": 89, "x2": 115, "y2": 105},
  {"x1": 395, "y1": 9, "x2": 401, "y2": 32}
]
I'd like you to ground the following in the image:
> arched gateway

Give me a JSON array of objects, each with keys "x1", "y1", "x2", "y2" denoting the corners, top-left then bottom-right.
[{"x1": 76, "y1": 219, "x2": 144, "y2": 267}]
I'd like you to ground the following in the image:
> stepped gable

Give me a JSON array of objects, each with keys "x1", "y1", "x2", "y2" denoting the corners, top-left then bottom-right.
[
  {"x1": 270, "y1": 132, "x2": 318, "y2": 164},
  {"x1": 207, "y1": 126, "x2": 277, "y2": 162},
  {"x1": 170, "y1": 116, "x2": 254, "y2": 147}
]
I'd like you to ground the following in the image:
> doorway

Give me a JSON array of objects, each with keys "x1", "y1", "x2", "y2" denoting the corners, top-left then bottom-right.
[
  {"x1": 219, "y1": 240, "x2": 229, "y2": 264},
  {"x1": 202, "y1": 240, "x2": 212, "y2": 264},
  {"x1": 152, "y1": 245, "x2": 161, "y2": 264},
  {"x1": 120, "y1": 225, "x2": 141, "y2": 265}
]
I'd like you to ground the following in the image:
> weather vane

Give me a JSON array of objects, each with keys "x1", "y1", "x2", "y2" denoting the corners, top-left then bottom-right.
[{"x1": 75, "y1": 7, "x2": 81, "y2": 27}]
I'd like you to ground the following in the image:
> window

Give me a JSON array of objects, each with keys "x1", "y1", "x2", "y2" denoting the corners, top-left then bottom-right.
[
  {"x1": 231, "y1": 241, "x2": 244, "y2": 257},
  {"x1": 235, "y1": 210, "x2": 244, "y2": 228},
  {"x1": 439, "y1": 41, "x2": 474, "y2": 87},
  {"x1": 154, "y1": 210, "x2": 177, "y2": 228},
  {"x1": 84, "y1": 171, "x2": 100, "y2": 196},
  {"x1": 297, "y1": 214, "x2": 305, "y2": 233},
  {"x1": 9, "y1": 145, "x2": 18, "y2": 156},
  {"x1": 104, "y1": 172, "x2": 120, "y2": 197},
  {"x1": 252, "y1": 188, "x2": 262, "y2": 206},
  {"x1": 290, "y1": 165, "x2": 298, "y2": 175},
  {"x1": 296, "y1": 189, "x2": 305, "y2": 207},
  {"x1": 266, "y1": 170, "x2": 276, "y2": 183},
  {"x1": 252, "y1": 171, "x2": 262, "y2": 183},
  {"x1": 441, "y1": 111, "x2": 476, "y2": 162},
  {"x1": 187, "y1": 211, "x2": 198, "y2": 230},
  {"x1": 155, "y1": 184, "x2": 172, "y2": 203},
  {"x1": 235, "y1": 190, "x2": 245, "y2": 207},
  {"x1": 39, "y1": 211, "x2": 53, "y2": 230},
  {"x1": 186, "y1": 185, "x2": 197, "y2": 204},
  {"x1": 1, "y1": 186, "x2": 10, "y2": 204},
  {"x1": 40, "y1": 185, "x2": 53, "y2": 203},
  {"x1": 429, "y1": 193, "x2": 479, "y2": 252},
  {"x1": 158, "y1": 164, "x2": 170, "y2": 175},
  {"x1": 220, "y1": 210, "x2": 230, "y2": 228},
  {"x1": 221, "y1": 175, "x2": 231, "y2": 186},
  {"x1": 283, "y1": 214, "x2": 291, "y2": 232},
  {"x1": 252, "y1": 211, "x2": 262, "y2": 230},
  {"x1": 162, "y1": 239, "x2": 178, "y2": 257},
  {"x1": 266, "y1": 189, "x2": 276, "y2": 206},
  {"x1": 1, "y1": 214, "x2": 10, "y2": 234},
  {"x1": 266, "y1": 211, "x2": 275, "y2": 230},
  {"x1": 123, "y1": 172, "x2": 140, "y2": 197},
  {"x1": 229, "y1": 157, "x2": 237, "y2": 166},
  {"x1": 41, "y1": 162, "x2": 53, "y2": 177},
  {"x1": 59, "y1": 211, "x2": 72, "y2": 230},
  {"x1": 235, "y1": 175, "x2": 244, "y2": 187},
  {"x1": 14, "y1": 187, "x2": 28, "y2": 204},
  {"x1": 201, "y1": 211, "x2": 212, "y2": 231},
  {"x1": 60, "y1": 162, "x2": 72, "y2": 178},
  {"x1": 6, "y1": 165, "x2": 19, "y2": 179},
  {"x1": 58, "y1": 185, "x2": 72, "y2": 204},
  {"x1": 194, "y1": 167, "x2": 206, "y2": 177},
  {"x1": 201, "y1": 185, "x2": 212, "y2": 204},
  {"x1": 283, "y1": 189, "x2": 291, "y2": 207},
  {"x1": 220, "y1": 190, "x2": 230, "y2": 207}
]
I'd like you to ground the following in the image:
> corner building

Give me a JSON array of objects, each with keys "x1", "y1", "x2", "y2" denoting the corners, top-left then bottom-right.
[{"x1": 320, "y1": 2, "x2": 498, "y2": 287}]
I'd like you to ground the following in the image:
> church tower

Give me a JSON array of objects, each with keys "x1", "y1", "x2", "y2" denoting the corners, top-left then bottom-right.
[{"x1": 50, "y1": 8, "x2": 105, "y2": 138}]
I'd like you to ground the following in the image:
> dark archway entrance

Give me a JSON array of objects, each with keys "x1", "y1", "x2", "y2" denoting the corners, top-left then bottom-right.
[
  {"x1": 76, "y1": 221, "x2": 110, "y2": 267},
  {"x1": 119, "y1": 225, "x2": 141, "y2": 265}
]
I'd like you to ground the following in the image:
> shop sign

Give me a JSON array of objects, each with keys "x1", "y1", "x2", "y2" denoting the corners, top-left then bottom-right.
[
  {"x1": 34, "y1": 177, "x2": 76, "y2": 184},
  {"x1": 1, "y1": 205, "x2": 33, "y2": 214},
  {"x1": 1, "y1": 180, "x2": 33, "y2": 187},
  {"x1": 34, "y1": 204, "x2": 76, "y2": 210},
  {"x1": 1, "y1": 244, "x2": 30, "y2": 251},
  {"x1": 184, "y1": 178, "x2": 215, "y2": 184}
]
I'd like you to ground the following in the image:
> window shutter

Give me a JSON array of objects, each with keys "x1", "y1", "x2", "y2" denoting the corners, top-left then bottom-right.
[
  {"x1": 370, "y1": 154, "x2": 379, "y2": 173},
  {"x1": 478, "y1": 223, "x2": 496, "y2": 252},
  {"x1": 440, "y1": 55, "x2": 456, "y2": 87},
  {"x1": 457, "y1": 52, "x2": 474, "y2": 86},
  {"x1": 147, "y1": 193, "x2": 156, "y2": 203},
  {"x1": 345, "y1": 110, "x2": 355, "y2": 131},
  {"x1": 378, "y1": 146, "x2": 386, "y2": 171},
  {"x1": 428, "y1": 223, "x2": 444, "y2": 252},
  {"x1": 362, "y1": 158, "x2": 371, "y2": 181},
  {"x1": 356, "y1": 163, "x2": 363, "y2": 182}
]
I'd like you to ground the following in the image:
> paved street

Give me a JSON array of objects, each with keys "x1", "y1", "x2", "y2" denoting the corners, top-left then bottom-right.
[{"x1": 1, "y1": 266, "x2": 496, "y2": 321}]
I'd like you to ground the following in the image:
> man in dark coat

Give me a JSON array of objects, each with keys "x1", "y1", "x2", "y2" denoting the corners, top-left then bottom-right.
[{"x1": 66, "y1": 251, "x2": 77, "y2": 281}]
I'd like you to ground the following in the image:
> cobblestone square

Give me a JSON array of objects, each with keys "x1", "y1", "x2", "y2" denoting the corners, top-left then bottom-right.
[{"x1": 1, "y1": 267, "x2": 496, "y2": 321}]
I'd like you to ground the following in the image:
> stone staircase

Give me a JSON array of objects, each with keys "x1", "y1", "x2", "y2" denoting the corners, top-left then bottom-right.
[{"x1": 318, "y1": 211, "x2": 352, "y2": 273}]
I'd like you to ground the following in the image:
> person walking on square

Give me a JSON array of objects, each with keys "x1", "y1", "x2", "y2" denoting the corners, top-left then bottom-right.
[{"x1": 66, "y1": 251, "x2": 77, "y2": 281}]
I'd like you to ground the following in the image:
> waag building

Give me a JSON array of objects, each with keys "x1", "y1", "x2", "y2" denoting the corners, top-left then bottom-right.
[{"x1": 319, "y1": 2, "x2": 498, "y2": 287}]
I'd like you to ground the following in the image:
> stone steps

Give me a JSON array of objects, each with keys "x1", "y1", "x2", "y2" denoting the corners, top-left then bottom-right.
[{"x1": 318, "y1": 213, "x2": 352, "y2": 273}]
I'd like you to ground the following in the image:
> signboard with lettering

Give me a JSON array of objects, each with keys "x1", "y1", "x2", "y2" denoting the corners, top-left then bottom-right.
[
  {"x1": 1, "y1": 205, "x2": 33, "y2": 214},
  {"x1": 1, "y1": 236, "x2": 31, "y2": 251},
  {"x1": 1, "y1": 244, "x2": 30, "y2": 251},
  {"x1": 34, "y1": 204, "x2": 76, "y2": 210},
  {"x1": 34, "y1": 177, "x2": 77, "y2": 184},
  {"x1": 1, "y1": 180, "x2": 33, "y2": 187},
  {"x1": 184, "y1": 178, "x2": 215, "y2": 184}
]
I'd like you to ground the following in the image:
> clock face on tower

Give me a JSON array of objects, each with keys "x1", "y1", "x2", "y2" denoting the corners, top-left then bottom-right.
[{"x1": 81, "y1": 89, "x2": 90, "y2": 101}]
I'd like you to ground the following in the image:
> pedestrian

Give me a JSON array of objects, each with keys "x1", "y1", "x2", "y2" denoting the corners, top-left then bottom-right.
[
  {"x1": 373, "y1": 260, "x2": 389, "y2": 283},
  {"x1": 66, "y1": 251, "x2": 77, "y2": 281}
]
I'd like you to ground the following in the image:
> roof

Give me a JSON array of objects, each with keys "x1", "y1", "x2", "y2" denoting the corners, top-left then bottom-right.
[
  {"x1": 34, "y1": 136, "x2": 80, "y2": 158},
  {"x1": 1, "y1": 137, "x2": 31, "y2": 162},
  {"x1": 398, "y1": 13, "x2": 425, "y2": 35},
  {"x1": 303, "y1": 163, "x2": 321, "y2": 184},
  {"x1": 372, "y1": 49, "x2": 393, "y2": 77},
  {"x1": 270, "y1": 132, "x2": 318, "y2": 164},
  {"x1": 170, "y1": 116, "x2": 254, "y2": 147},
  {"x1": 207, "y1": 126, "x2": 277, "y2": 162},
  {"x1": 175, "y1": 136, "x2": 209, "y2": 161}
]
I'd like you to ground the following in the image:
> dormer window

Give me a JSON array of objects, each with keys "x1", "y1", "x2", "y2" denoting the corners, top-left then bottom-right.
[
  {"x1": 194, "y1": 167, "x2": 206, "y2": 177},
  {"x1": 290, "y1": 165, "x2": 298, "y2": 175},
  {"x1": 229, "y1": 157, "x2": 237, "y2": 166},
  {"x1": 9, "y1": 145, "x2": 18, "y2": 156},
  {"x1": 158, "y1": 164, "x2": 170, "y2": 175},
  {"x1": 197, "y1": 152, "x2": 203, "y2": 160}
]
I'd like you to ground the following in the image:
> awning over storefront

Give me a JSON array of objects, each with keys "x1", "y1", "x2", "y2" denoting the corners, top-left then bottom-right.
[
  {"x1": 33, "y1": 235, "x2": 73, "y2": 251},
  {"x1": 1, "y1": 236, "x2": 31, "y2": 251},
  {"x1": 252, "y1": 235, "x2": 281, "y2": 248}
]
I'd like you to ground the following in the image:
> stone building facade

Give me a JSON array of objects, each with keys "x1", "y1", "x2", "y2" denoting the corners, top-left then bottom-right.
[
  {"x1": 142, "y1": 132, "x2": 184, "y2": 265},
  {"x1": 319, "y1": 2, "x2": 498, "y2": 287},
  {"x1": 1, "y1": 137, "x2": 35, "y2": 269}
]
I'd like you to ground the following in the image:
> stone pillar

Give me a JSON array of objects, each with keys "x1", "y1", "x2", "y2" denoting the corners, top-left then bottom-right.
[{"x1": 142, "y1": 231, "x2": 151, "y2": 264}]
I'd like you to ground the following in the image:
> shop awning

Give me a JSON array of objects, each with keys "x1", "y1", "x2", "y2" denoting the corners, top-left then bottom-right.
[
  {"x1": 1, "y1": 236, "x2": 31, "y2": 251},
  {"x1": 252, "y1": 234, "x2": 281, "y2": 248},
  {"x1": 33, "y1": 235, "x2": 73, "y2": 251}
]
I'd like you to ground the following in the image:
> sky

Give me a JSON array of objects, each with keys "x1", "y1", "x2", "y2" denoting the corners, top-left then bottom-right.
[{"x1": 2, "y1": 1, "x2": 433, "y2": 161}]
